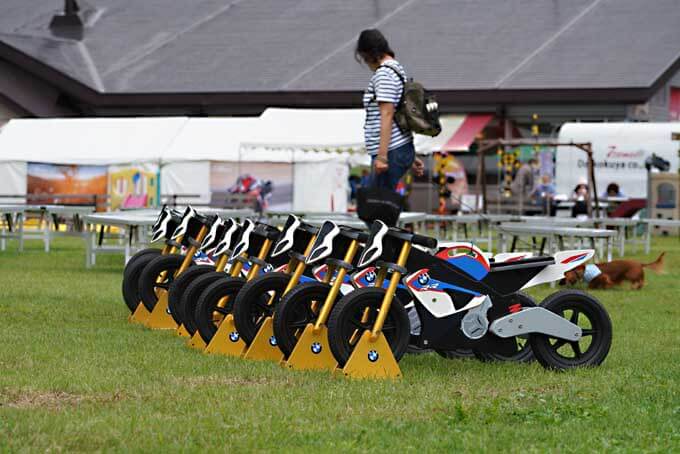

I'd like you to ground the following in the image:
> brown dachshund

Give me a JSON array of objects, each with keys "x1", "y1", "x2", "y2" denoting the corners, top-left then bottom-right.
[{"x1": 562, "y1": 252, "x2": 665, "y2": 290}]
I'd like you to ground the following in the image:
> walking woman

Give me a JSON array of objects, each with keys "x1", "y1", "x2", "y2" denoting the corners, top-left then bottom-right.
[{"x1": 356, "y1": 29, "x2": 424, "y2": 190}]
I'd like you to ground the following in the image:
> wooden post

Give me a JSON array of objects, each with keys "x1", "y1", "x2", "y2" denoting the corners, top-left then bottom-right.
[
  {"x1": 480, "y1": 146, "x2": 487, "y2": 213},
  {"x1": 584, "y1": 144, "x2": 600, "y2": 218},
  {"x1": 474, "y1": 145, "x2": 482, "y2": 213}
]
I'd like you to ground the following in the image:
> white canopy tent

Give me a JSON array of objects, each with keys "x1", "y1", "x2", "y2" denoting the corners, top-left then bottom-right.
[
  {"x1": 0, "y1": 111, "x2": 374, "y2": 211},
  {"x1": 0, "y1": 117, "x2": 188, "y2": 203},
  {"x1": 237, "y1": 108, "x2": 372, "y2": 211}
]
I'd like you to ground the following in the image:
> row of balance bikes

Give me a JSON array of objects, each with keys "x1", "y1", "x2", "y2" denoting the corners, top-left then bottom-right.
[{"x1": 121, "y1": 206, "x2": 613, "y2": 378}]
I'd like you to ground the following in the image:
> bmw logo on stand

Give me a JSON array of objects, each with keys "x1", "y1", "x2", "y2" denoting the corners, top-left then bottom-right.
[
  {"x1": 310, "y1": 342, "x2": 322, "y2": 354},
  {"x1": 368, "y1": 350, "x2": 379, "y2": 362},
  {"x1": 269, "y1": 336, "x2": 278, "y2": 347},
  {"x1": 229, "y1": 331, "x2": 239, "y2": 342}
]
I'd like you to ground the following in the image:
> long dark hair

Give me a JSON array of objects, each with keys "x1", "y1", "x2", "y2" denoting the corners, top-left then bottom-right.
[{"x1": 355, "y1": 29, "x2": 394, "y2": 66}]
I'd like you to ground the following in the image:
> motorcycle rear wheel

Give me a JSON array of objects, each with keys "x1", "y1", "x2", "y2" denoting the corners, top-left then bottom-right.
[
  {"x1": 474, "y1": 292, "x2": 537, "y2": 363},
  {"x1": 530, "y1": 290, "x2": 612, "y2": 370}
]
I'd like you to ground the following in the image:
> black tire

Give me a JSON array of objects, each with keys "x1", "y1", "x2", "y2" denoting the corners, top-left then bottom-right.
[
  {"x1": 435, "y1": 349, "x2": 476, "y2": 359},
  {"x1": 474, "y1": 292, "x2": 537, "y2": 363},
  {"x1": 181, "y1": 271, "x2": 228, "y2": 335},
  {"x1": 138, "y1": 254, "x2": 187, "y2": 313},
  {"x1": 167, "y1": 265, "x2": 216, "y2": 326},
  {"x1": 194, "y1": 277, "x2": 246, "y2": 344},
  {"x1": 121, "y1": 249, "x2": 161, "y2": 312},
  {"x1": 232, "y1": 272, "x2": 291, "y2": 347},
  {"x1": 273, "y1": 281, "x2": 331, "y2": 358},
  {"x1": 530, "y1": 290, "x2": 612, "y2": 370},
  {"x1": 327, "y1": 287, "x2": 411, "y2": 368},
  {"x1": 123, "y1": 248, "x2": 162, "y2": 275}
]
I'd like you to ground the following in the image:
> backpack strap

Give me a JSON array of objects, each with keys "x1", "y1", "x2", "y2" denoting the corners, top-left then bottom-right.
[{"x1": 371, "y1": 63, "x2": 406, "y2": 106}]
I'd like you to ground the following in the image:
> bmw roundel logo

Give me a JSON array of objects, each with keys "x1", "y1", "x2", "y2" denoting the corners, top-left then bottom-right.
[
  {"x1": 311, "y1": 342, "x2": 322, "y2": 354},
  {"x1": 365, "y1": 270, "x2": 376, "y2": 283},
  {"x1": 269, "y1": 336, "x2": 278, "y2": 346},
  {"x1": 418, "y1": 273, "x2": 430, "y2": 286},
  {"x1": 263, "y1": 264, "x2": 273, "y2": 273},
  {"x1": 229, "y1": 331, "x2": 240, "y2": 342},
  {"x1": 368, "y1": 350, "x2": 379, "y2": 362}
]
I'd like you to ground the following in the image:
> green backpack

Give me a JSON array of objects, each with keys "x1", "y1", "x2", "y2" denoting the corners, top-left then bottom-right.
[{"x1": 381, "y1": 65, "x2": 442, "y2": 137}]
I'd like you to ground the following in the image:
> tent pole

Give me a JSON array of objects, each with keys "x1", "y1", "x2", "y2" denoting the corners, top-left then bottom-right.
[{"x1": 156, "y1": 159, "x2": 161, "y2": 208}]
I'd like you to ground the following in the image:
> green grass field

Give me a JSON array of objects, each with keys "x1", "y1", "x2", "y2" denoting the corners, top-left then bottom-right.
[{"x1": 0, "y1": 236, "x2": 678, "y2": 452}]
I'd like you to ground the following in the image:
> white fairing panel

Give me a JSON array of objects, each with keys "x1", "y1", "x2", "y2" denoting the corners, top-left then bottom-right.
[
  {"x1": 306, "y1": 221, "x2": 339, "y2": 264},
  {"x1": 493, "y1": 252, "x2": 534, "y2": 263},
  {"x1": 357, "y1": 221, "x2": 388, "y2": 268},
  {"x1": 230, "y1": 219, "x2": 255, "y2": 260},
  {"x1": 521, "y1": 250, "x2": 595, "y2": 289},
  {"x1": 403, "y1": 269, "x2": 488, "y2": 319},
  {"x1": 151, "y1": 208, "x2": 172, "y2": 243},
  {"x1": 271, "y1": 215, "x2": 301, "y2": 257},
  {"x1": 201, "y1": 217, "x2": 224, "y2": 252},
  {"x1": 213, "y1": 219, "x2": 239, "y2": 257},
  {"x1": 171, "y1": 206, "x2": 197, "y2": 240}
]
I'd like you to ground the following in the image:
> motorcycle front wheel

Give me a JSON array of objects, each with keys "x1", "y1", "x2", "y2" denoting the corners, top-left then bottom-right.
[{"x1": 327, "y1": 287, "x2": 410, "y2": 368}]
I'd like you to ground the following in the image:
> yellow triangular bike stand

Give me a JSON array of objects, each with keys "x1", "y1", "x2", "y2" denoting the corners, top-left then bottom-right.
[
  {"x1": 243, "y1": 317, "x2": 284, "y2": 362},
  {"x1": 285, "y1": 324, "x2": 337, "y2": 371},
  {"x1": 187, "y1": 332, "x2": 207, "y2": 350},
  {"x1": 129, "y1": 303, "x2": 151, "y2": 324},
  {"x1": 341, "y1": 331, "x2": 402, "y2": 379},
  {"x1": 204, "y1": 314, "x2": 247, "y2": 356},
  {"x1": 144, "y1": 290, "x2": 179, "y2": 330},
  {"x1": 176, "y1": 324, "x2": 191, "y2": 338}
]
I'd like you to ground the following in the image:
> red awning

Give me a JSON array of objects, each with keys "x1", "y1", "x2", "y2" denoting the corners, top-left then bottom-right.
[{"x1": 415, "y1": 114, "x2": 494, "y2": 154}]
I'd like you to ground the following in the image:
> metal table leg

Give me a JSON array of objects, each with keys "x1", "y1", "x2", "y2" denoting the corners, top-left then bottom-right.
[
  {"x1": 645, "y1": 223, "x2": 651, "y2": 254},
  {"x1": 17, "y1": 212, "x2": 24, "y2": 252}
]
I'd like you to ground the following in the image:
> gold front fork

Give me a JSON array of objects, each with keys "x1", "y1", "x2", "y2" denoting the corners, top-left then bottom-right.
[
  {"x1": 214, "y1": 254, "x2": 229, "y2": 273},
  {"x1": 168, "y1": 234, "x2": 183, "y2": 255},
  {"x1": 313, "y1": 239, "x2": 360, "y2": 332},
  {"x1": 370, "y1": 241, "x2": 411, "y2": 340},
  {"x1": 283, "y1": 235, "x2": 317, "y2": 295},
  {"x1": 177, "y1": 225, "x2": 209, "y2": 276},
  {"x1": 246, "y1": 238, "x2": 273, "y2": 281}
]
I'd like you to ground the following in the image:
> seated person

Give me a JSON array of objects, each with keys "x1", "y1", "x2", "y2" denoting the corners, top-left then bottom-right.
[
  {"x1": 571, "y1": 180, "x2": 589, "y2": 217},
  {"x1": 532, "y1": 175, "x2": 557, "y2": 216},
  {"x1": 601, "y1": 182, "x2": 625, "y2": 199}
]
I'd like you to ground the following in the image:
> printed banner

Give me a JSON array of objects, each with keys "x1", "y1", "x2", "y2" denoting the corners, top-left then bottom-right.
[
  {"x1": 108, "y1": 164, "x2": 159, "y2": 211},
  {"x1": 27, "y1": 163, "x2": 107, "y2": 207},
  {"x1": 210, "y1": 162, "x2": 293, "y2": 211}
]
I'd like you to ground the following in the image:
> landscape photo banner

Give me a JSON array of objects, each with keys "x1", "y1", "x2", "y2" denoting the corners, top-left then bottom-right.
[{"x1": 27, "y1": 163, "x2": 107, "y2": 206}]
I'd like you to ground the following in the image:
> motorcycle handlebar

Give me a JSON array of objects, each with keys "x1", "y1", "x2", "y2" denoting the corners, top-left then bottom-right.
[{"x1": 410, "y1": 233, "x2": 438, "y2": 249}]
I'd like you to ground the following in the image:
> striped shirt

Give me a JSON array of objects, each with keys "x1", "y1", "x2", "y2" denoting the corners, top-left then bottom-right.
[{"x1": 362, "y1": 59, "x2": 413, "y2": 155}]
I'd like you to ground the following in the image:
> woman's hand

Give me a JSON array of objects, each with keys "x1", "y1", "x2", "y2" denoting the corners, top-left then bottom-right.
[
  {"x1": 412, "y1": 157, "x2": 425, "y2": 177},
  {"x1": 374, "y1": 156, "x2": 389, "y2": 174}
]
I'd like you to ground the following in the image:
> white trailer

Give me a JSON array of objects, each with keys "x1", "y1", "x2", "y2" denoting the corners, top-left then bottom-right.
[{"x1": 556, "y1": 123, "x2": 680, "y2": 198}]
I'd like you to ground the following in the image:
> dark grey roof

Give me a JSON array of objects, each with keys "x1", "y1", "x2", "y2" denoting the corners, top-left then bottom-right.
[{"x1": 0, "y1": 0, "x2": 679, "y2": 99}]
